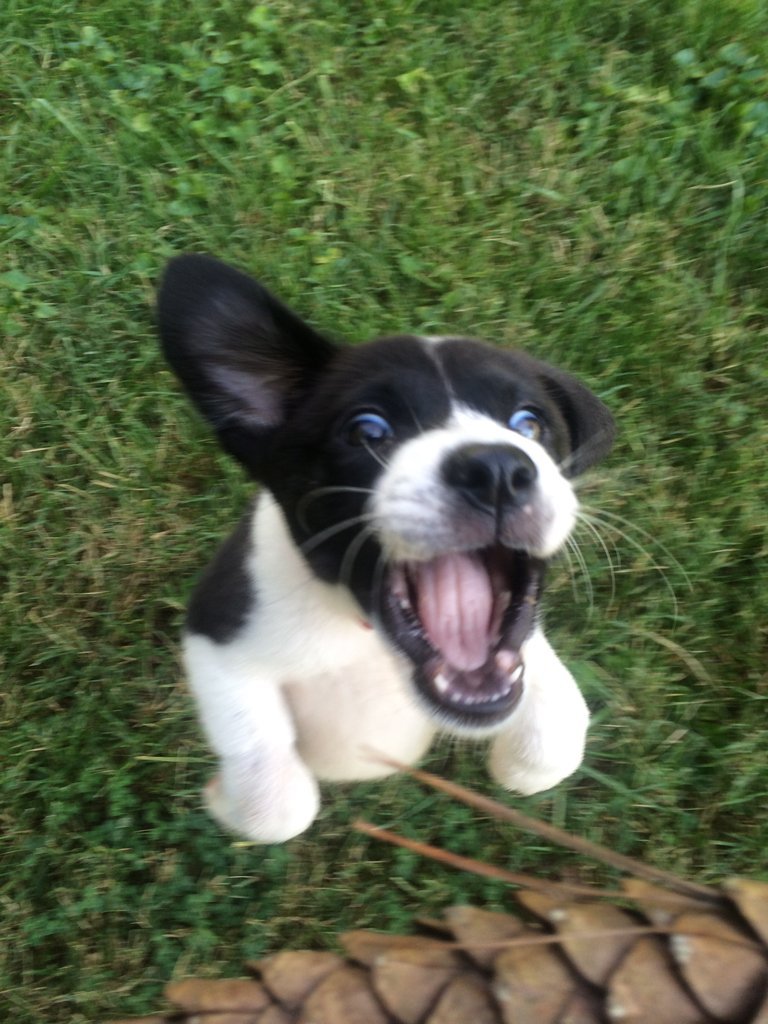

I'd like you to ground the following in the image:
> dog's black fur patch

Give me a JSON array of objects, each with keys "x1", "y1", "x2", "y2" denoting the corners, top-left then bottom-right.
[{"x1": 186, "y1": 510, "x2": 255, "y2": 642}]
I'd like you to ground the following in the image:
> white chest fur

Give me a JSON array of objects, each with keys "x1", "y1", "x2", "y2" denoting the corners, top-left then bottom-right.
[{"x1": 184, "y1": 493, "x2": 436, "y2": 783}]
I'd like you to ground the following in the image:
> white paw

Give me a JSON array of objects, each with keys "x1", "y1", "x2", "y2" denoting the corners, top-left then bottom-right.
[
  {"x1": 488, "y1": 754, "x2": 583, "y2": 796},
  {"x1": 488, "y1": 712, "x2": 587, "y2": 796},
  {"x1": 487, "y1": 630, "x2": 589, "y2": 796},
  {"x1": 204, "y1": 755, "x2": 321, "y2": 843}
]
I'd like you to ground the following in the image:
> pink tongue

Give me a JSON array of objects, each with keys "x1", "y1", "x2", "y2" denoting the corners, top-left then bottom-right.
[{"x1": 413, "y1": 553, "x2": 493, "y2": 673}]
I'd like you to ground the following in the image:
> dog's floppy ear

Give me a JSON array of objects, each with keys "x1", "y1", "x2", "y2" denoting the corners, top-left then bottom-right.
[
  {"x1": 157, "y1": 254, "x2": 336, "y2": 474},
  {"x1": 538, "y1": 363, "x2": 615, "y2": 477}
]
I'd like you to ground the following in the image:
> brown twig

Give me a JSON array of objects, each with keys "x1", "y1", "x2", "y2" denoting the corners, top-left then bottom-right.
[
  {"x1": 354, "y1": 819, "x2": 624, "y2": 900},
  {"x1": 366, "y1": 753, "x2": 723, "y2": 904}
]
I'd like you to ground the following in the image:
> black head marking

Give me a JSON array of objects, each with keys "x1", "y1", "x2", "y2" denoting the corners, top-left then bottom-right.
[
  {"x1": 157, "y1": 254, "x2": 336, "y2": 475},
  {"x1": 434, "y1": 339, "x2": 615, "y2": 476}
]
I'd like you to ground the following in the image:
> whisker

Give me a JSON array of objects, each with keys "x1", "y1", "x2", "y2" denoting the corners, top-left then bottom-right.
[
  {"x1": 300, "y1": 512, "x2": 377, "y2": 556},
  {"x1": 403, "y1": 397, "x2": 425, "y2": 433},
  {"x1": 363, "y1": 440, "x2": 390, "y2": 470},
  {"x1": 563, "y1": 534, "x2": 595, "y2": 614},
  {"x1": 578, "y1": 505, "x2": 686, "y2": 617},
  {"x1": 574, "y1": 513, "x2": 618, "y2": 606},
  {"x1": 302, "y1": 485, "x2": 376, "y2": 501},
  {"x1": 557, "y1": 539, "x2": 583, "y2": 605},
  {"x1": 338, "y1": 524, "x2": 378, "y2": 590},
  {"x1": 296, "y1": 485, "x2": 376, "y2": 531},
  {"x1": 581, "y1": 506, "x2": 689, "y2": 581},
  {"x1": 368, "y1": 544, "x2": 391, "y2": 626}
]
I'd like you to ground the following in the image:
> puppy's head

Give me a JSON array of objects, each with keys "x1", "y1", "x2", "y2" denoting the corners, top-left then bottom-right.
[{"x1": 158, "y1": 255, "x2": 614, "y2": 733}]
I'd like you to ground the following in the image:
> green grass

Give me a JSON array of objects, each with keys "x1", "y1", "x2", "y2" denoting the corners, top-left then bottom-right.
[{"x1": 2, "y1": 0, "x2": 767, "y2": 1019}]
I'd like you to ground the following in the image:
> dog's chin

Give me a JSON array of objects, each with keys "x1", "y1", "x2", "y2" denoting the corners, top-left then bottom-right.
[{"x1": 378, "y1": 547, "x2": 545, "y2": 732}]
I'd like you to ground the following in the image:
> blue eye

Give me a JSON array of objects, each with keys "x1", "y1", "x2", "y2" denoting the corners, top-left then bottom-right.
[
  {"x1": 508, "y1": 409, "x2": 542, "y2": 441},
  {"x1": 346, "y1": 412, "x2": 394, "y2": 447}
]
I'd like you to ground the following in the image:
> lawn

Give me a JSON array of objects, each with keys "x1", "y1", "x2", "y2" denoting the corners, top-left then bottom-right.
[{"x1": 2, "y1": 1, "x2": 767, "y2": 1020}]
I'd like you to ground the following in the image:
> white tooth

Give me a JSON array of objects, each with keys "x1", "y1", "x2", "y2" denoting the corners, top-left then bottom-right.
[
  {"x1": 510, "y1": 664, "x2": 524, "y2": 683},
  {"x1": 494, "y1": 651, "x2": 517, "y2": 674},
  {"x1": 434, "y1": 673, "x2": 450, "y2": 694}
]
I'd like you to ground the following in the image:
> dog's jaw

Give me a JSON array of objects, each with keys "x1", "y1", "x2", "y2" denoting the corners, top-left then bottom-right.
[
  {"x1": 367, "y1": 403, "x2": 578, "y2": 733},
  {"x1": 379, "y1": 549, "x2": 545, "y2": 730}
]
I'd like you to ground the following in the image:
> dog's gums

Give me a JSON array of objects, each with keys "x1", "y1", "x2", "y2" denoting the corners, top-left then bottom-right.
[{"x1": 383, "y1": 547, "x2": 544, "y2": 726}]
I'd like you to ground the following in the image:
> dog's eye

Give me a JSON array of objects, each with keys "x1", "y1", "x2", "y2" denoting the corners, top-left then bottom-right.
[
  {"x1": 508, "y1": 409, "x2": 542, "y2": 441},
  {"x1": 345, "y1": 412, "x2": 394, "y2": 447}
]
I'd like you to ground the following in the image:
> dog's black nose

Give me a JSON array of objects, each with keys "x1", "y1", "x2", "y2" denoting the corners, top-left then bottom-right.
[{"x1": 443, "y1": 443, "x2": 537, "y2": 514}]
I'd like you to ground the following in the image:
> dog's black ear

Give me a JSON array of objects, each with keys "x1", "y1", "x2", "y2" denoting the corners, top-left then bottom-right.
[
  {"x1": 539, "y1": 364, "x2": 615, "y2": 476},
  {"x1": 157, "y1": 255, "x2": 336, "y2": 473}
]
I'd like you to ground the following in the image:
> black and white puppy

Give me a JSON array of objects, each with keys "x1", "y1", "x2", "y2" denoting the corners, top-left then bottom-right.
[{"x1": 158, "y1": 255, "x2": 614, "y2": 843}]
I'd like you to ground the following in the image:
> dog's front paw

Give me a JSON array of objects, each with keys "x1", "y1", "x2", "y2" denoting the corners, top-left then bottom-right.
[
  {"x1": 488, "y1": 707, "x2": 588, "y2": 796},
  {"x1": 204, "y1": 753, "x2": 321, "y2": 843},
  {"x1": 487, "y1": 631, "x2": 589, "y2": 796},
  {"x1": 487, "y1": 692, "x2": 588, "y2": 796},
  {"x1": 487, "y1": 754, "x2": 583, "y2": 796}
]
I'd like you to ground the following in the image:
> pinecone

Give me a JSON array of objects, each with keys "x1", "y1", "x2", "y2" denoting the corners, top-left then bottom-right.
[{"x1": 110, "y1": 766, "x2": 768, "y2": 1024}]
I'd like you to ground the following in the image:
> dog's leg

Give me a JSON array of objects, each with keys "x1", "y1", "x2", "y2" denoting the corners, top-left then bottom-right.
[
  {"x1": 185, "y1": 634, "x2": 320, "y2": 843},
  {"x1": 487, "y1": 629, "x2": 589, "y2": 795},
  {"x1": 204, "y1": 749, "x2": 319, "y2": 844}
]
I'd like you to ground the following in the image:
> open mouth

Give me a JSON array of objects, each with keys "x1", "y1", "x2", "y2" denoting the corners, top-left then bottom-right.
[{"x1": 382, "y1": 547, "x2": 545, "y2": 728}]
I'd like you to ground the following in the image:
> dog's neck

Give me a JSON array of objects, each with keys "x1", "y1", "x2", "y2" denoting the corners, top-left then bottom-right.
[{"x1": 251, "y1": 491, "x2": 368, "y2": 627}]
